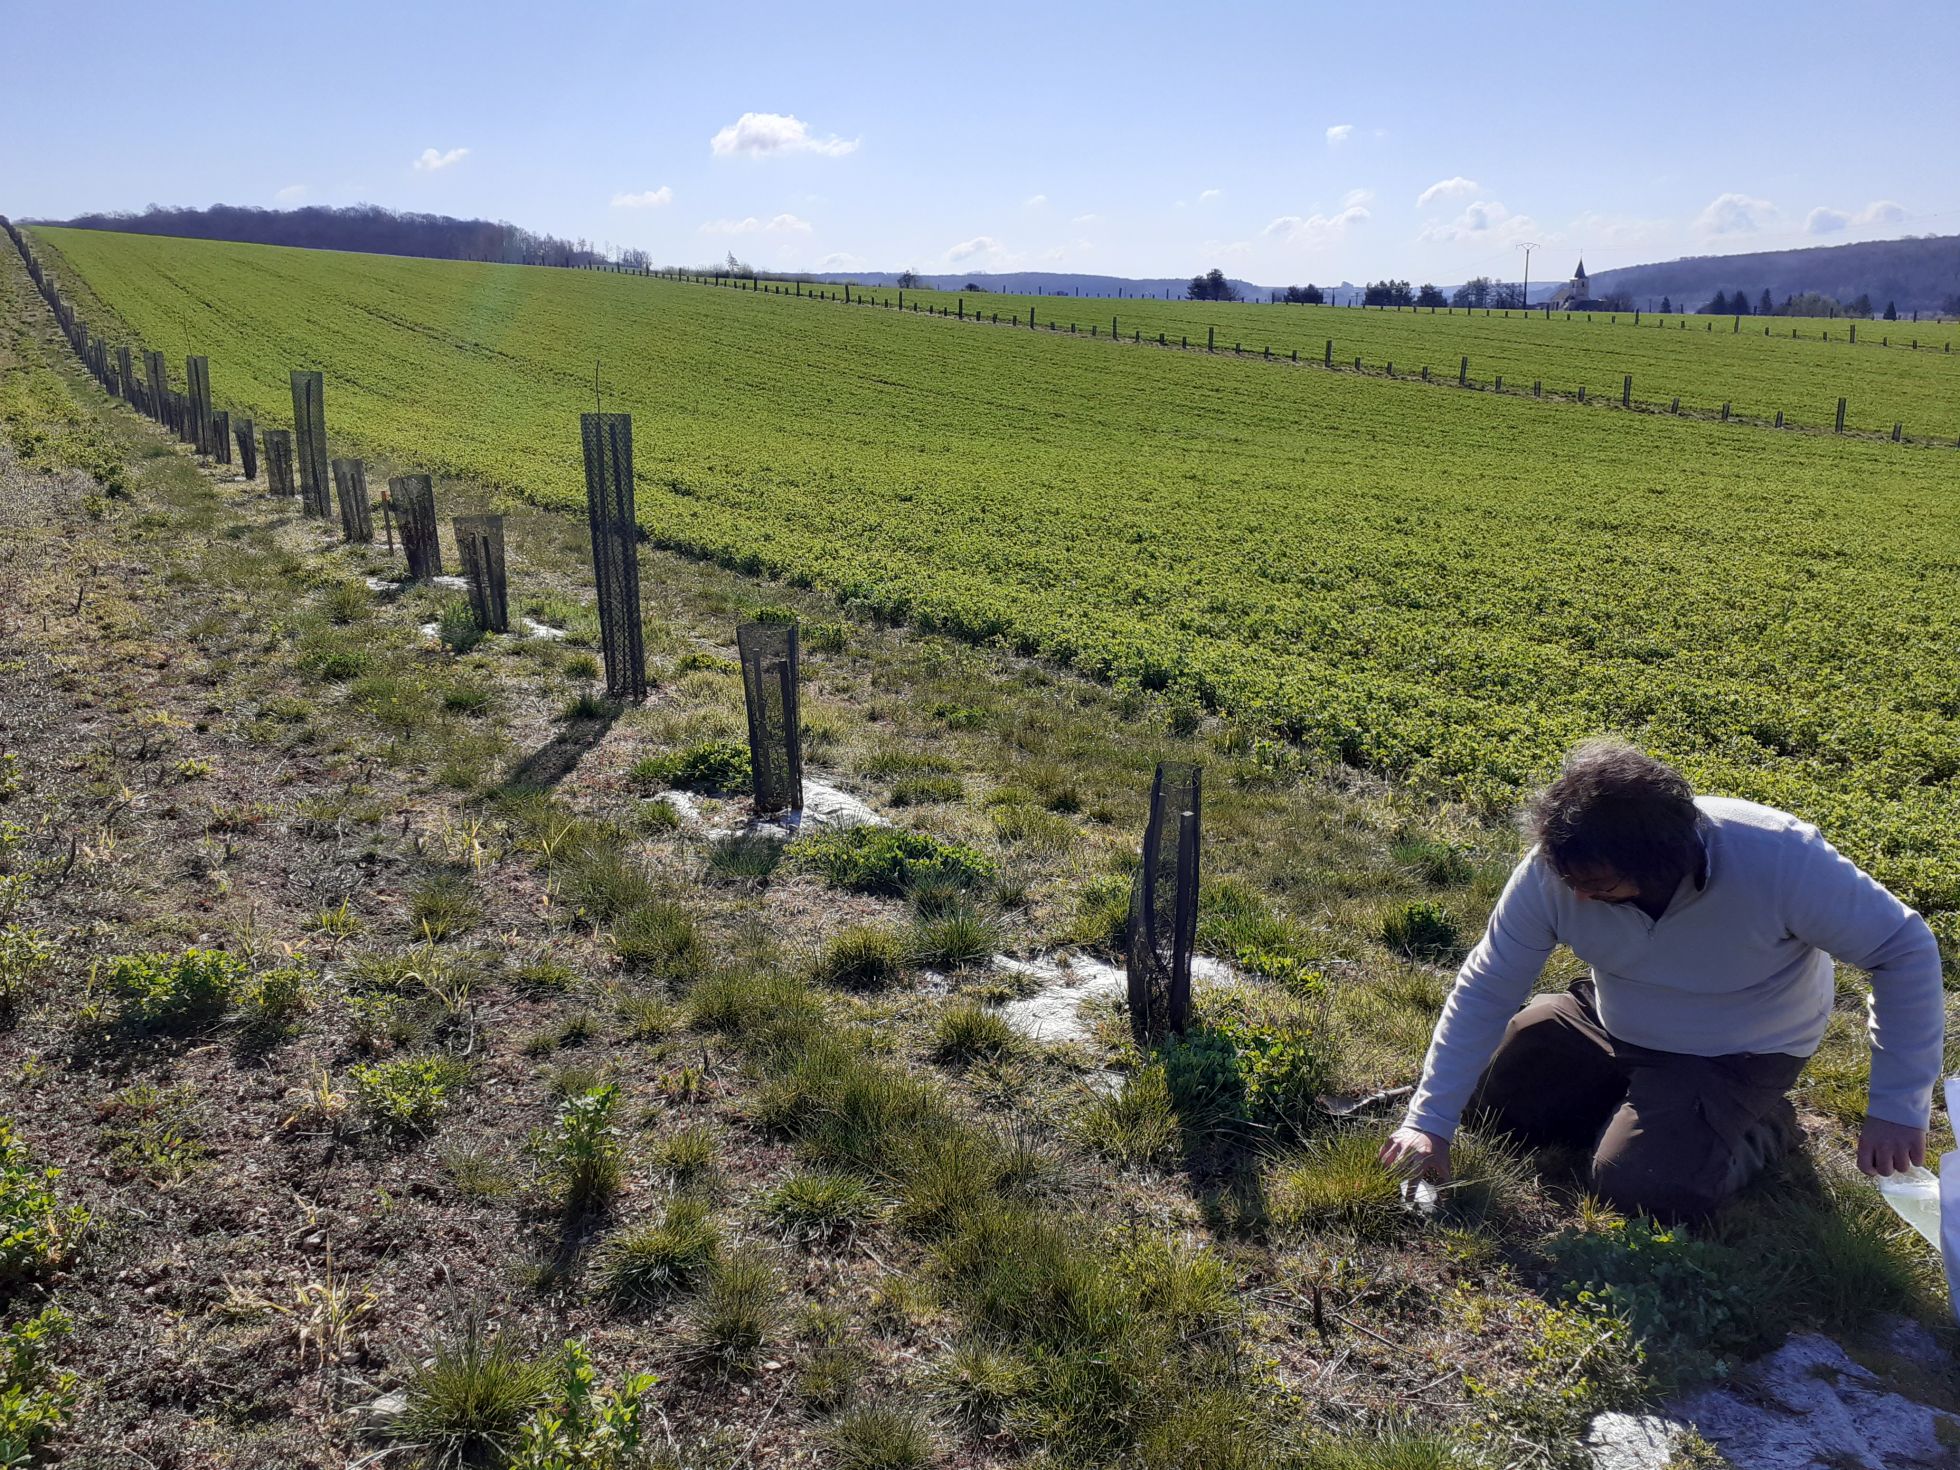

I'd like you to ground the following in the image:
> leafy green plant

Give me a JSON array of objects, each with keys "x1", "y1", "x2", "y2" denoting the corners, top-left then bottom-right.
[
  {"x1": 534, "y1": 1083, "x2": 623, "y2": 1213},
  {"x1": 350, "y1": 1055, "x2": 472, "y2": 1136},
  {"x1": 630, "y1": 740, "x2": 750, "y2": 794},
  {"x1": 0, "y1": 1306, "x2": 78, "y2": 1466},
  {"x1": 98, "y1": 947, "x2": 244, "y2": 1033},
  {"x1": 235, "y1": 964, "x2": 315, "y2": 1049},
  {"x1": 1548, "y1": 1216, "x2": 1775, "y2": 1386},
  {"x1": 97, "y1": 1083, "x2": 206, "y2": 1184},
  {"x1": 509, "y1": 1341, "x2": 658, "y2": 1470},
  {"x1": 789, "y1": 826, "x2": 995, "y2": 898},
  {"x1": 0, "y1": 926, "x2": 54, "y2": 1024},
  {"x1": 0, "y1": 1121, "x2": 88, "y2": 1289},
  {"x1": 597, "y1": 1198, "x2": 721, "y2": 1305}
]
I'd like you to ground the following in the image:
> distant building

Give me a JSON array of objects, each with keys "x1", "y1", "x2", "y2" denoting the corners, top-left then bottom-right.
[{"x1": 1548, "y1": 258, "x2": 1605, "y2": 310}]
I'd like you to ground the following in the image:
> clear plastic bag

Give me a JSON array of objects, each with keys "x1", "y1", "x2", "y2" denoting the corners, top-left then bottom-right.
[{"x1": 1876, "y1": 1077, "x2": 1960, "y2": 1323}]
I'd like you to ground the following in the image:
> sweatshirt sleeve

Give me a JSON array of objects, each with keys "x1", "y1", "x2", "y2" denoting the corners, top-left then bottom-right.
[
  {"x1": 1402, "y1": 855, "x2": 1559, "y2": 1140},
  {"x1": 1783, "y1": 824, "x2": 1945, "y2": 1130}
]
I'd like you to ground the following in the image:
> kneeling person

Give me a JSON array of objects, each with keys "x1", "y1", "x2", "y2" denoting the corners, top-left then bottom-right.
[{"x1": 1381, "y1": 740, "x2": 1942, "y2": 1223}]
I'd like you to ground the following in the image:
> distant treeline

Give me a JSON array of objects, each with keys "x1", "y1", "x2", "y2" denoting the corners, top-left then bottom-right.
[{"x1": 31, "y1": 203, "x2": 646, "y2": 269}]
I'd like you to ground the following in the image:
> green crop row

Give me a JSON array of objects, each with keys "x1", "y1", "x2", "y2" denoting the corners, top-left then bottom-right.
[
  {"x1": 32, "y1": 227, "x2": 1960, "y2": 942},
  {"x1": 783, "y1": 274, "x2": 1960, "y2": 440}
]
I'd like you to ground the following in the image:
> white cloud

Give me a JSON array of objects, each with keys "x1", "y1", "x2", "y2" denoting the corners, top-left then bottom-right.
[
  {"x1": 710, "y1": 112, "x2": 858, "y2": 158},
  {"x1": 1342, "y1": 187, "x2": 1375, "y2": 210},
  {"x1": 700, "y1": 213, "x2": 813, "y2": 235},
  {"x1": 1693, "y1": 192, "x2": 1776, "y2": 236},
  {"x1": 274, "y1": 183, "x2": 308, "y2": 204},
  {"x1": 1418, "y1": 199, "x2": 1537, "y2": 244},
  {"x1": 1071, "y1": 212, "x2": 1099, "y2": 225},
  {"x1": 1260, "y1": 205, "x2": 1370, "y2": 246},
  {"x1": 1416, "y1": 176, "x2": 1478, "y2": 209},
  {"x1": 1857, "y1": 199, "x2": 1905, "y2": 225},
  {"x1": 413, "y1": 146, "x2": 469, "y2": 172},
  {"x1": 611, "y1": 187, "x2": 673, "y2": 209},
  {"x1": 945, "y1": 235, "x2": 1005, "y2": 263},
  {"x1": 1805, "y1": 206, "x2": 1850, "y2": 235},
  {"x1": 1325, "y1": 124, "x2": 1354, "y2": 145},
  {"x1": 818, "y1": 251, "x2": 863, "y2": 270},
  {"x1": 1199, "y1": 188, "x2": 1224, "y2": 202},
  {"x1": 1024, "y1": 193, "x2": 1048, "y2": 208}
]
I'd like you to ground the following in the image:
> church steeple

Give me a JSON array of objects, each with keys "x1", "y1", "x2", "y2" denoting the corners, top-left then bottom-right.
[{"x1": 1573, "y1": 258, "x2": 1587, "y2": 281}]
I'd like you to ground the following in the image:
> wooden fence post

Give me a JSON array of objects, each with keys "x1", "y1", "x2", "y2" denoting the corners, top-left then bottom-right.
[
  {"x1": 1622, "y1": 374, "x2": 1631, "y2": 407},
  {"x1": 1721, "y1": 402, "x2": 1731, "y2": 421},
  {"x1": 1324, "y1": 339, "x2": 1332, "y2": 366},
  {"x1": 1775, "y1": 410, "x2": 1784, "y2": 428},
  {"x1": 1893, "y1": 422, "x2": 1903, "y2": 442},
  {"x1": 1835, "y1": 398, "x2": 1846, "y2": 433},
  {"x1": 1458, "y1": 355, "x2": 1468, "y2": 386}
]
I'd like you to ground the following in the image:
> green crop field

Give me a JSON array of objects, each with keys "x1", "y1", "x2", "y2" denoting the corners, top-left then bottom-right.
[
  {"x1": 826, "y1": 278, "x2": 1960, "y2": 439},
  {"x1": 34, "y1": 225, "x2": 1960, "y2": 939}
]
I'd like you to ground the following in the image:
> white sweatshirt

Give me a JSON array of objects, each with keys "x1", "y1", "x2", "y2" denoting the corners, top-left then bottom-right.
[{"x1": 1404, "y1": 796, "x2": 1945, "y2": 1140}]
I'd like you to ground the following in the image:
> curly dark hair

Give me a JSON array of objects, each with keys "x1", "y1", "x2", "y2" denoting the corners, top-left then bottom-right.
[{"x1": 1524, "y1": 740, "x2": 1703, "y2": 894}]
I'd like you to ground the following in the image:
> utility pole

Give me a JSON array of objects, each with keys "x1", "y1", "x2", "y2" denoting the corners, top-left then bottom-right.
[{"x1": 1517, "y1": 241, "x2": 1538, "y2": 310}]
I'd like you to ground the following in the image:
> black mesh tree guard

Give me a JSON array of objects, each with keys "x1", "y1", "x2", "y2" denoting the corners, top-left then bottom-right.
[
  {"x1": 391, "y1": 474, "x2": 441, "y2": 580},
  {"x1": 146, "y1": 351, "x2": 167, "y2": 423},
  {"x1": 737, "y1": 622, "x2": 804, "y2": 815},
  {"x1": 580, "y1": 413, "x2": 646, "y2": 702},
  {"x1": 331, "y1": 457, "x2": 374, "y2": 543},
  {"x1": 290, "y1": 370, "x2": 330, "y2": 518},
  {"x1": 186, "y1": 356, "x2": 212, "y2": 456},
  {"x1": 1127, "y1": 762, "x2": 1202, "y2": 1044},
  {"x1": 235, "y1": 417, "x2": 258, "y2": 482},
  {"x1": 454, "y1": 514, "x2": 509, "y2": 633},
  {"x1": 213, "y1": 409, "x2": 231, "y2": 466},
  {"x1": 264, "y1": 428, "x2": 296, "y2": 497}
]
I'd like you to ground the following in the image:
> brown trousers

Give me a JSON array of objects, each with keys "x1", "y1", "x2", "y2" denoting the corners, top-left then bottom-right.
[{"x1": 1467, "y1": 981, "x2": 1806, "y2": 1223}]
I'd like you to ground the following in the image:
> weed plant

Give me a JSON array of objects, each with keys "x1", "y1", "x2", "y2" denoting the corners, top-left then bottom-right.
[{"x1": 0, "y1": 1121, "x2": 88, "y2": 1288}]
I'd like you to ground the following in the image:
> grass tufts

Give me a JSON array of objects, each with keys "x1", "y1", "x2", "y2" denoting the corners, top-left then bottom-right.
[{"x1": 597, "y1": 1197, "x2": 721, "y2": 1305}]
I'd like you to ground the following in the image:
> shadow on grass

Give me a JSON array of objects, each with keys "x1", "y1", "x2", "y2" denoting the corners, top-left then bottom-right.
[{"x1": 497, "y1": 703, "x2": 622, "y2": 794}]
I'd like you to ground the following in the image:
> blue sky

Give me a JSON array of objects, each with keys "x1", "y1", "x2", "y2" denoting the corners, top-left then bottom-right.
[{"x1": 8, "y1": 0, "x2": 1956, "y2": 285}]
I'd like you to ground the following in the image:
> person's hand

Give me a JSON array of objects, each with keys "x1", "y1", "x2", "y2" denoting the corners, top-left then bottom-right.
[
  {"x1": 1857, "y1": 1115, "x2": 1927, "y2": 1177},
  {"x1": 1379, "y1": 1126, "x2": 1452, "y2": 1183}
]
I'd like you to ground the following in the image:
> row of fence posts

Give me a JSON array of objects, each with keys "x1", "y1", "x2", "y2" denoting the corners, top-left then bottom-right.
[
  {"x1": 5, "y1": 217, "x2": 1208, "y2": 1043},
  {"x1": 679, "y1": 265, "x2": 1951, "y2": 445}
]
